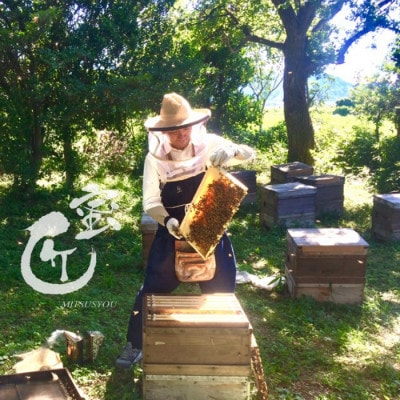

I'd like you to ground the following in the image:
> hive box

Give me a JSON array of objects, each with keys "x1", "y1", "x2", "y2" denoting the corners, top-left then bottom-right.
[
  {"x1": 143, "y1": 294, "x2": 252, "y2": 400},
  {"x1": 294, "y1": 174, "x2": 345, "y2": 216},
  {"x1": 0, "y1": 368, "x2": 85, "y2": 400},
  {"x1": 230, "y1": 170, "x2": 257, "y2": 204},
  {"x1": 260, "y1": 182, "x2": 316, "y2": 228},
  {"x1": 285, "y1": 228, "x2": 369, "y2": 304},
  {"x1": 371, "y1": 193, "x2": 400, "y2": 241},
  {"x1": 270, "y1": 161, "x2": 314, "y2": 184},
  {"x1": 141, "y1": 213, "x2": 158, "y2": 267}
]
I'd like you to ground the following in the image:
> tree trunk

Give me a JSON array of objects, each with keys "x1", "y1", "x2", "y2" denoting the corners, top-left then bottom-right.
[
  {"x1": 24, "y1": 108, "x2": 43, "y2": 194},
  {"x1": 63, "y1": 131, "x2": 77, "y2": 190},
  {"x1": 283, "y1": 45, "x2": 315, "y2": 165},
  {"x1": 396, "y1": 106, "x2": 400, "y2": 137}
]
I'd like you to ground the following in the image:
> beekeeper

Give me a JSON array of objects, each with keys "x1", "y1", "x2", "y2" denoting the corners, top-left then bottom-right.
[{"x1": 116, "y1": 92, "x2": 254, "y2": 368}]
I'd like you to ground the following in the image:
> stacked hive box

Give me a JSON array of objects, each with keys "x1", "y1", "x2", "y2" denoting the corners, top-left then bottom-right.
[
  {"x1": 141, "y1": 213, "x2": 158, "y2": 267},
  {"x1": 285, "y1": 228, "x2": 369, "y2": 304},
  {"x1": 260, "y1": 182, "x2": 317, "y2": 228},
  {"x1": 371, "y1": 193, "x2": 400, "y2": 241},
  {"x1": 142, "y1": 294, "x2": 252, "y2": 400},
  {"x1": 294, "y1": 174, "x2": 345, "y2": 217},
  {"x1": 270, "y1": 161, "x2": 314, "y2": 184},
  {"x1": 230, "y1": 170, "x2": 257, "y2": 204}
]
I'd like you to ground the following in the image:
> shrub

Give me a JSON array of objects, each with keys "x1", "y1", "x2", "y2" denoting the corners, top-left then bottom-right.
[
  {"x1": 334, "y1": 126, "x2": 378, "y2": 174},
  {"x1": 371, "y1": 135, "x2": 400, "y2": 193}
]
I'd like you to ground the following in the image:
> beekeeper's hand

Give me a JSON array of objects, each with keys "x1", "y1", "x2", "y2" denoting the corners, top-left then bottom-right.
[
  {"x1": 165, "y1": 217, "x2": 183, "y2": 239},
  {"x1": 210, "y1": 146, "x2": 237, "y2": 167}
]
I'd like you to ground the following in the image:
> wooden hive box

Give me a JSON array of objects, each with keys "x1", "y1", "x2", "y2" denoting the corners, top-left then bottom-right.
[
  {"x1": 141, "y1": 213, "x2": 158, "y2": 267},
  {"x1": 0, "y1": 368, "x2": 85, "y2": 400},
  {"x1": 260, "y1": 182, "x2": 316, "y2": 228},
  {"x1": 230, "y1": 170, "x2": 258, "y2": 204},
  {"x1": 270, "y1": 161, "x2": 314, "y2": 184},
  {"x1": 371, "y1": 193, "x2": 400, "y2": 241},
  {"x1": 143, "y1": 294, "x2": 252, "y2": 400},
  {"x1": 294, "y1": 174, "x2": 345, "y2": 216},
  {"x1": 285, "y1": 228, "x2": 369, "y2": 304}
]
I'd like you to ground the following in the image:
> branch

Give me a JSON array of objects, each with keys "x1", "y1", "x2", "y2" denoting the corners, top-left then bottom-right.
[
  {"x1": 243, "y1": 32, "x2": 285, "y2": 51},
  {"x1": 336, "y1": 27, "x2": 373, "y2": 64},
  {"x1": 223, "y1": 8, "x2": 285, "y2": 51},
  {"x1": 313, "y1": 0, "x2": 347, "y2": 34},
  {"x1": 336, "y1": 16, "x2": 399, "y2": 64}
]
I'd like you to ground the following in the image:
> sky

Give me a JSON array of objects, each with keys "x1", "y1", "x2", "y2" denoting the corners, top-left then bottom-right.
[{"x1": 325, "y1": 26, "x2": 397, "y2": 84}]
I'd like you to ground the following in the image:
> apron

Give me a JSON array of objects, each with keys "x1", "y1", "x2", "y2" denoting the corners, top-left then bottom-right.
[
  {"x1": 162, "y1": 172, "x2": 215, "y2": 282},
  {"x1": 161, "y1": 172, "x2": 204, "y2": 223},
  {"x1": 126, "y1": 172, "x2": 237, "y2": 347}
]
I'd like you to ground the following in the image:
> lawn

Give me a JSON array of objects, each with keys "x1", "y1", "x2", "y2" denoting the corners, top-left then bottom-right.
[{"x1": 0, "y1": 132, "x2": 399, "y2": 399}]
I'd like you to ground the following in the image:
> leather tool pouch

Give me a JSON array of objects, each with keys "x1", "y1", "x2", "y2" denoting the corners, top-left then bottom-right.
[{"x1": 175, "y1": 240, "x2": 216, "y2": 282}]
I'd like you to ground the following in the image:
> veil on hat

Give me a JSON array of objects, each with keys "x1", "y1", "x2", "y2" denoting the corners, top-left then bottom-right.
[{"x1": 144, "y1": 93, "x2": 211, "y2": 131}]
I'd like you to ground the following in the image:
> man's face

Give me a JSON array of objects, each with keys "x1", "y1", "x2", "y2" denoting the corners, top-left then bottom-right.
[{"x1": 166, "y1": 126, "x2": 193, "y2": 150}]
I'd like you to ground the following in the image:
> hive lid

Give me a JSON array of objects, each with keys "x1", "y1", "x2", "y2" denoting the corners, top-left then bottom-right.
[
  {"x1": 373, "y1": 193, "x2": 400, "y2": 208},
  {"x1": 287, "y1": 228, "x2": 369, "y2": 254},
  {"x1": 180, "y1": 167, "x2": 247, "y2": 259},
  {"x1": 271, "y1": 161, "x2": 313, "y2": 172},
  {"x1": 295, "y1": 174, "x2": 345, "y2": 185},
  {"x1": 264, "y1": 182, "x2": 317, "y2": 197}
]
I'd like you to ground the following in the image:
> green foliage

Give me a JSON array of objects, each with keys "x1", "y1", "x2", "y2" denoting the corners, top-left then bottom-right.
[
  {"x1": 0, "y1": 0, "x2": 177, "y2": 190},
  {"x1": 370, "y1": 135, "x2": 400, "y2": 193},
  {"x1": 331, "y1": 117, "x2": 400, "y2": 193},
  {"x1": 333, "y1": 98, "x2": 355, "y2": 116},
  {"x1": 350, "y1": 71, "x2": 400, "y2": 135},
  {"x1": 81, "y1": 120, "x2": 147, "y2": 178},
  {"x1": 334, "y1": 126, "x2": 378, "y2": 174}
]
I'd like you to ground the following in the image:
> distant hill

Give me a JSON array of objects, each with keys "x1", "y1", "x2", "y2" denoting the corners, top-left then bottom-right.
[{"x1": 263, "y1": 75, "x2": 353, "y2": 108}]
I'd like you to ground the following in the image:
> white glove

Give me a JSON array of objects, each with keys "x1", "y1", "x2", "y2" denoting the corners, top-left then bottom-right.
[
  {"x1": 210, "y1": 146, "x2": 237, "y2": 167},
  {"x1": 166, "y1": 217, "x2": 183, "y2": 239}
]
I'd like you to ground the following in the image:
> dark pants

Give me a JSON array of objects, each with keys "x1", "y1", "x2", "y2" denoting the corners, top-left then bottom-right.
[{"x1": 126, "y1": 225, "x2": 237, "y2": 349}]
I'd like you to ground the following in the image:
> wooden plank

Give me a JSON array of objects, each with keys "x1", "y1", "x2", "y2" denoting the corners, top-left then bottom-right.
[
  {"x1": 286, "y1": 271, "x2": 364, "y2": 304},
  {"x1": 250, "y1": 334, "x2": 268, "y2": 400},
  {"x1": 143, "y1": 363, "x2": 251, "y2": 377},
  {"x1": 261, "y1": 213, "x2": 315, "y2": 229},
  {"x1": 143, "y1": 374, "x2": 250, "y2": 400},
  {"x1": 285, "y1": 265, "x2": 365, "y2": 284},
  {"x1": 286, "y1": 255, "x2": 368, "y2": 277},
  {"x1": 143, "y1": 326, "x2": 251, "y2": 365}
]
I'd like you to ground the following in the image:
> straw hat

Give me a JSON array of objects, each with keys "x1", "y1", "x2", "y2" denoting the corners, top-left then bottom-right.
[{"x1": 145, "y1": 93, "x2": 211, "y2": 131}]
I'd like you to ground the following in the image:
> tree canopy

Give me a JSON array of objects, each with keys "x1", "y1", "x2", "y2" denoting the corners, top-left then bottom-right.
[
  {"x1": 193, "y1": 0, "x2": 400, "y2": 163},
  {"x1": 0, "y1": 0, "x2": 399, "y2": 191},
  {"x1": 0, "y1": 0, "x2": 175, "y2": 191}
]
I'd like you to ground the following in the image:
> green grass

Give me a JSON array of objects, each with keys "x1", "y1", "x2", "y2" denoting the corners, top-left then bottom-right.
[{"x1": 0, "y1": 111, "x2": 400, "y2": 399}]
